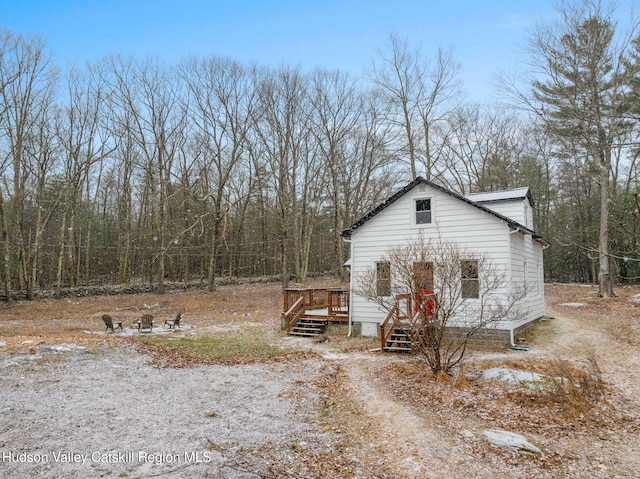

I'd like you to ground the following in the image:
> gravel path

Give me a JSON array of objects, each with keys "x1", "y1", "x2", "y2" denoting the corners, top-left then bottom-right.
[{"x1": 0, "y1": 343, "x2": 327, "y2": 479}]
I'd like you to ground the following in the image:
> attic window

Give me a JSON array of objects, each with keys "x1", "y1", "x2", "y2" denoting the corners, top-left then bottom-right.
[{"x1": 415, "y1": 198, "x2": 432, "y2": 224}]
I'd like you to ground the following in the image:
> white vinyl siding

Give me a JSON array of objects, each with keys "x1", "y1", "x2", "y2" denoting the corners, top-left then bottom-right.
[
  {"x1": 474, "y1": 199, "x2": 533, "y2": 228},
  {"x1": 349, "y1": 183, "x2": 516, "y2": 333},
  {"x1": 509, "y1": 230, "x2": 545, "y2": 326}
]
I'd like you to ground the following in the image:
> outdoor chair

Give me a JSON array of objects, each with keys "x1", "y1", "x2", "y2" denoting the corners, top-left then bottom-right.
[
  {"x1": 132, "y1": 313, "x2": 154, "y2": 333},
  {"x1": 164, "y1": 309, "x2": 185, "y2": 329},
  {"x1": 102, "y1": 314, "x2": 123, "y2": 333}
]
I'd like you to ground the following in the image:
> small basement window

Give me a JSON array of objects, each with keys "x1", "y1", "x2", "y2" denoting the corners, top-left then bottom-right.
[
  {"x1": 461, "y1": 260, "x2": 479, "y2": 299},
  {"x1": 415, "y1": 198, "x2": 432, "y2": 224}
]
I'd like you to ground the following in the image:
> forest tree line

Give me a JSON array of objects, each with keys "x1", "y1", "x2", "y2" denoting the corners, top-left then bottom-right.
[{"x1": 1, "y1": 0, "x2": 639, "y2": 300}]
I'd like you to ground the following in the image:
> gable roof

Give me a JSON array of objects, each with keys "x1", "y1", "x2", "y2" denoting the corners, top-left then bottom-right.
[
  {"x1": 465, "y1": 187, "x2": 534, "y2": 207},
  {"x1": 341, "y1": 177, "x2": 546, "y2": 245}
]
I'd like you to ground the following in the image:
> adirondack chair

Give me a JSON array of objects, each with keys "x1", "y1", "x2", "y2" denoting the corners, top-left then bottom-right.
[
  {"x1": 164, "y1": 309, "x2": 185, "y2": 329},
  {"x1": 102, "y1": 314, "x2": 123, "y2": 332},
  {"x1": 133, "y1": 313, "x2": 154, "y2": 333}
]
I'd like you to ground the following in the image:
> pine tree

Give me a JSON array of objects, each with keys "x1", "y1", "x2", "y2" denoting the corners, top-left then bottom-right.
[{"x1": 530, "y1": 1, "x2": 636, "y2": 296}]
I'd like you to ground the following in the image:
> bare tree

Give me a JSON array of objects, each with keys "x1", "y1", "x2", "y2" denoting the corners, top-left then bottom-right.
[
  {"x1": 308, "y1": 69, "x2": 361, "y2": 277},
  {"x1": 55, "y1": 65, "x2": 114, "y2": 290},
  {"x1": 253, "y1": 66, "x2": 323, "y2": 285},
  {"x1": 104, "y1": 56, "x2": 187, "y2": 293},
  {"x1": 369, "y1": 34, "x2": 460, "y2": 179},
  {"x1": 0, "y1": 29, "x2": 21, "y2": 301},
  {"x1": 0, "y1": 31, "x2": 58, "y2": 298},
  {"x1": 181, "y1": 56, "x2": 256, "y2": 291},
  {"x1": 355, "y1": 234, "x2": 526, "y2": 375},
  {"x1": 25, "y1": 104, "x2": 64, "y2": 297}
]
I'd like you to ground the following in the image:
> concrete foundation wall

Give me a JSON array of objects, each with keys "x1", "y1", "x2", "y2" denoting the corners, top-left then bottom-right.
[{"x1": 352, "y1": 317, "x2": 542, "y2": 345}]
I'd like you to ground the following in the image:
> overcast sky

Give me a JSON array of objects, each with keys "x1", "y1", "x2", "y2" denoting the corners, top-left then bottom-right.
[{"x1": 0, "y1": 0, "x2": 568, "y2": 103}]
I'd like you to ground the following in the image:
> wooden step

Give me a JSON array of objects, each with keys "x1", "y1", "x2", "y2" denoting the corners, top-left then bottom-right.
[
  {"x1": 383, "y1": 345, "x2": 413, "y2": 353},
  {"x1": 293, "y1": 327, "x2": 324, "y2": 334},
  {"x1": 297, "y1": 320, "x2": 326, "y2": 327},
  {"x1": 389, "y1": 333, "x2": 410, "y2": 340},
  {"x1": 384, "y1": 327, "x2": 413, "y2": 353},
  {"x1": 290, "y1": 331, "x2": 323, "y2": 337},
  {"x1": 289, "y1": 318, "x2": 327, "y2": 337}
]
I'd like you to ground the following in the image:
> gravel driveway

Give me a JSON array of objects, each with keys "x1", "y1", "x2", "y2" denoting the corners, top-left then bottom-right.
[{"x1": 0, "y1": 343, "x2": 328, "y2": 478}]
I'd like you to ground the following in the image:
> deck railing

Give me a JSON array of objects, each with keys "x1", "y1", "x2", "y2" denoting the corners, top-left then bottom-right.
[{"x1": 283, "y1": 287, "x2": 350, "y2": 322}]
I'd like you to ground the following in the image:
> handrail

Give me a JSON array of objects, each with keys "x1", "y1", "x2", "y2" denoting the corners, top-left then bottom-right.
[
  {"x1": 380, "y1": 304, "x2": 399, "y2": 351},
  {"x1": 283, "y1": 296, "x2": 305, "y2": 332},
  {"x1": 380, "y1": 293, "x2": 413, "y2": 351}
]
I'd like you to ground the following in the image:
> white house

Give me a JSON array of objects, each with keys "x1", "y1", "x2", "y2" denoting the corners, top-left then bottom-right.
[{"x1": 341, "y1": 177, "x2": 546, "y2": 343}]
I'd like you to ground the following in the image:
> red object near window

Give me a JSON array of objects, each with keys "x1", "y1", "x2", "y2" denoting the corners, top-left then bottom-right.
[
  {"x1": 413, "y1": 262, "x2": 434, "y2": 316},
  {"x1": 414, "y1": 289, "x2": 435, "y2": 316}
]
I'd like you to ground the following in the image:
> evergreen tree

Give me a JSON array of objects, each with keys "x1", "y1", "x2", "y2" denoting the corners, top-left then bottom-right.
[{"x1": 529, "y1": 0, "x2": 637, "y2": 296}]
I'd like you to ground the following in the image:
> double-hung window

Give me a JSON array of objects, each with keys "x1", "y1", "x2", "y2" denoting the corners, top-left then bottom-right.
[
  {"x1": 415, "y1": 198, "x2": 432, "y2": 225},
  {"x1": 461, "y1": 260, "x2": 479, "y2": 299},
  {"x1": 376, "y1": 262, "x2": 391, "y2": 297}
]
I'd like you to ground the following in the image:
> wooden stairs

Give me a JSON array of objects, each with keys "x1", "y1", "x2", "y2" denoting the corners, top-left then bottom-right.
[
  {"x1": 282, "y1": 288, "x2": 349, "y2": 339},
  {"x1": 289, "y1": 318, "x2": 327, "y2": 338},
  {"x1": 379, "y1": 292, "x2": 437, "y2": 354},
  {"x1": 383, "y1": 326, "x2": 413, "y2": 353}
]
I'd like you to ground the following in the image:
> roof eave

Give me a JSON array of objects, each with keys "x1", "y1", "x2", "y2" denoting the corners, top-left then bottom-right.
[{"x1": 341, "y1": 177, "x2": 546, "y2": 244}]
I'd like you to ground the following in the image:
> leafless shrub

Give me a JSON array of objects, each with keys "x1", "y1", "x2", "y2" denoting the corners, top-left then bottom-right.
[{"x1": 542, "y1": 353, "x2": 605, "y2": 411}]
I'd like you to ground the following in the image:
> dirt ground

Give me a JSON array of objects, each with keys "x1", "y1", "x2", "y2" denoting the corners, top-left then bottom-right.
[{"x1": 1, "y1": 281, "x2": 639, "y2": 478}]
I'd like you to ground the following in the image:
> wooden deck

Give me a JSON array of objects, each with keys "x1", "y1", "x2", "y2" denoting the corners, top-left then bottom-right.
[{"x1": 282, "y1": 287, "x2": 349, "y2": 335}]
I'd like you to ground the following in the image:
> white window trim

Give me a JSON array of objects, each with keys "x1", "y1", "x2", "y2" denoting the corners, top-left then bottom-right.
[
  {"x1": 375, "y1": 260, "x2": 392, "y2": 298},
  {"x1": 412, "y1": 197, "x2": 434, "y2": 228},
  {"x1": 460, "y1": 258, "x2": 480, "y2": 301}
]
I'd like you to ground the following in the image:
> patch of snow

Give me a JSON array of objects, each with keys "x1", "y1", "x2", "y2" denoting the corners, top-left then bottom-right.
[
  {"x1": 86, "y1": 325, "x2": 193, "y2": 337},
  {"x1": 465, "y1": 188, "x2": 530, "y2": 203},
  {"x1": 41, "y1": 343, "x2": 87, "y2": 353},
  {"x1": 559, "y1": 302, "x2": 586, "y2": 307},
  {"x1": 322, "y1": 352, "x2": 350, "y2": 360}
]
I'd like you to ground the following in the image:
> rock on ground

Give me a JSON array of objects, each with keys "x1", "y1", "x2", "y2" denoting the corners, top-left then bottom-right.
[{"x1": 482, "y1": 429, "x2": 542, "y2": 454}]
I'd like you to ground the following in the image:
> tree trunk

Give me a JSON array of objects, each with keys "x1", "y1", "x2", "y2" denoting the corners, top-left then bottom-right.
[
  {"x1": 0, "y1": 190, "x2": 11, "y2": 302},
  {"x1": 598, "y1": 155, "x2": 615, "y2": 297},
  {"x1": 55, "y1": 213, "x2": 67, "y2": 295},
  {"x1": 207, "y1": 218, "x2": 220, "y2": 292}
]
